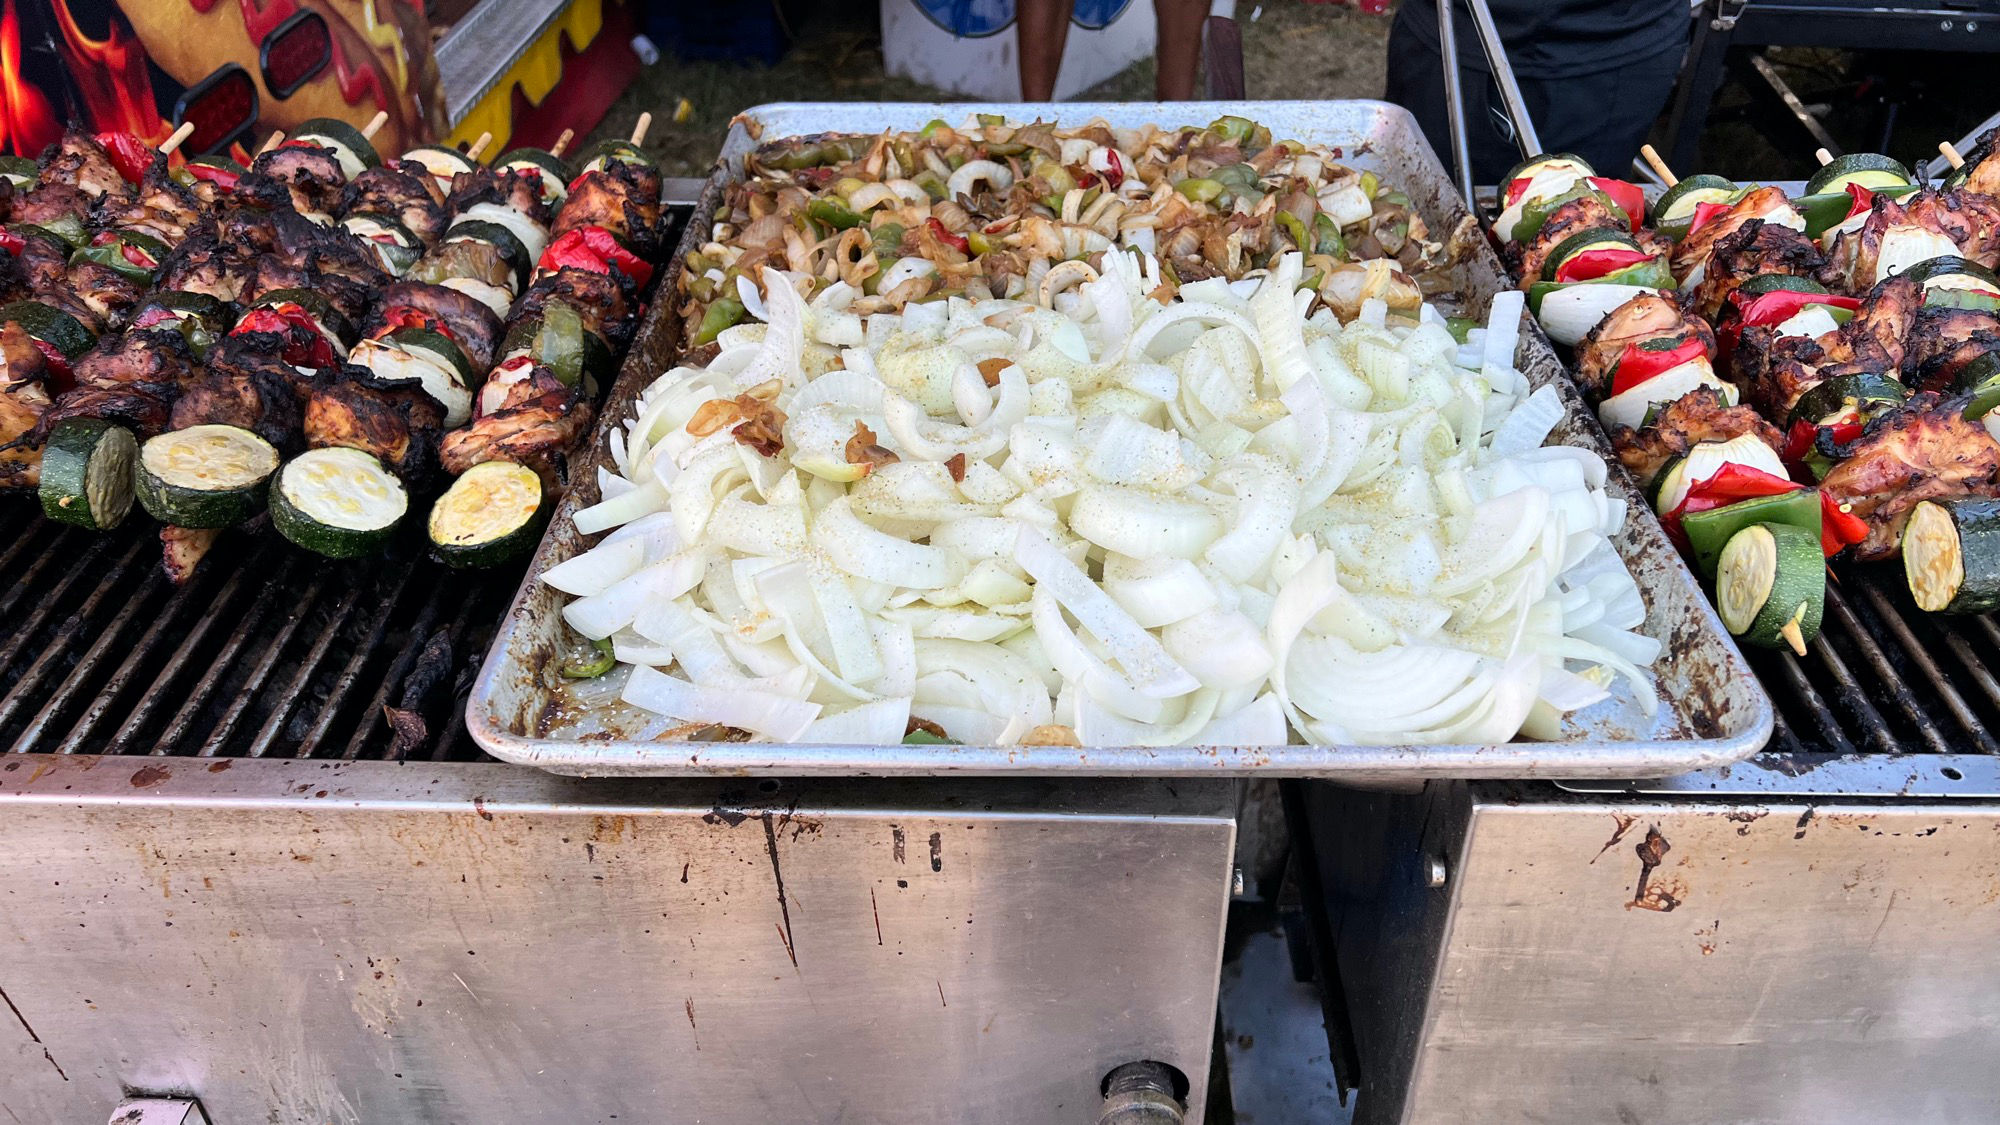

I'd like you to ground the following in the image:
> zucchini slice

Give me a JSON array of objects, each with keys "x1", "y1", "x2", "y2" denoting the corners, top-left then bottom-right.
[
  {"x1": 1903, "y1": 254, "x2": 2000, "y2": 297},
  {"x1": 135, "y1": 424, "x2": 279, "y2": 528},
  {"x1": 497, "y1": 147, "x2": 572, "y2": 206},
  {"x1": 1650, "y1": 173, "x2": 1740, "y2": 230},
  {"x1": 0, "y1": 154, "x2": 35, "y2": 188},
  {"x1": 449, "y1": 203, "x2": 549, "y2": 262},
  {"x1": 1502, "y1": 152, "x2": 1595, "y2": 188},
  {"x1": 576, "y1": 139, "x2": 659, "y2": 176},
  {"x1": 1716, "y1": 522, "x2": 1825, "y2": 653},
  {"x1": 1540, "y1": 229, "x2": 1646, "y2": 282},
  {"x1": 348, "y1": 336, "x2": 474, "y2": 428},
  {"x1": 427, "y1": 461, "x2": 549, "y2": 568},
  {"x1": 1805, "y1": 153, "x2": 1913, "y2": 196},
  {"x1": 1904, "y1": 498, "x2": 2000, "y2": 614},
  {"x1": 270, "y1": 447, "x2": 409, "y2": 559},
  {"x1": 39, "y1": 418, "x2": 137, "y2": 530},
  {"x1": 1651, "y1": 433, "x2": 1788, "y2": 515},
  {"x1": 342, "y1": 212, "x2": 424, "y2": 275},
  {"x1": 1788, "y1": 373, "x2": 1910, "y2": 429},
  {"x1": 0, "y1": 299, "x2": 97, "y2": 360},
  {"x1": 401, "y1": 143, "x2": 477, "y2": 194},
  {"x1": 292, "y1": 117, "x2": 381, "y2": 179},
  {"x1": 444, "y1": 219, "x2": 533, "y2": 288}
]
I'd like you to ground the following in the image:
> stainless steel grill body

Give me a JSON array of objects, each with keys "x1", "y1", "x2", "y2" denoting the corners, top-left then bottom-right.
[
  {"x1": 1302, "y1": 767, "x2": 2000, "y2": 1125},
  {"x1": 0, "y1": 757, "x2": 1235, "y2": 1124}
]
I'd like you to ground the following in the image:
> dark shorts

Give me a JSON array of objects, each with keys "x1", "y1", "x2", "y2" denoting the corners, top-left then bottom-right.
[{"x1": 1383, "y1": 26, "x2": 1688, "y2": 184}]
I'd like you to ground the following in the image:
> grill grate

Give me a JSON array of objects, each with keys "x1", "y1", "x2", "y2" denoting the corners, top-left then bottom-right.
[
  {"x1": 1749, "y1": 567, "x2": 2000, "y2": 756},
  {"x1": 0, "y1": 500, "x2": 519, "y2": 762}
]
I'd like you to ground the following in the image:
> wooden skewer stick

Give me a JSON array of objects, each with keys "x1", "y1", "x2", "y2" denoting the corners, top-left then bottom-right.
[
  {"x1": 157, "y1": 121, "x2": 196, "y2": 158},
  {"x1": 1779, "y1": 618, "x2": 1808, "y2": 657},
  {"x1": 550, "y1": 128, "x2": 575, "y2": 157},
  {"x1": 464, "y1": 131, "x2": 493, "y2": 162},
  {"x1": 360, "y1": 111, "x2": 389, "y2": 141},
  {"x1": 1941, "y1": 140, "x2": 1966, "y2": 170},
  {"x1": 257, "y1": 130, "x2": 286, "y2": 155},
  {"x1": 630, "y1": 112, "x2": 652, "y2": 147},
  {"x1": 1815, "y1": 148, "x2": 1835, "y2": 167},
  {"x1": 1639, "y1": 144, "x2": 1678, "y2": 188}
]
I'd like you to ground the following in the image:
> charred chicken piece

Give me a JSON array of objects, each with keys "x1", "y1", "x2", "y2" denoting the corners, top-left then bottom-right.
[
  {"x1": 1671, "y1": 187, "x2": 1800, "y2": 283},
  {"x1": 246, "y1": 143, "x2": 348, "y2": 217},
  {"x1": 37, "y1": 131, "x2": 128, "y2": 200},
  {"x1": 1730, "y1": 328, "x2": 1828, "y2": 418},
  {"x1": 11, "y1": 181, "x2": 89, "y2": 229},
  {"x1": 154, "y1": 230, "x2": 252, "y2": 303},
  {"x1": 445, "y1": 167, "x2": 554, "y2": 230},
  {"x1": 515, "y1": 267, "x2": 635, "y2": 348},
  {"x1": 305, "y1": 366, "x2": 446, "y2": 489},
  {"x1": 440, "y1": 381, "x2": 593, "y2": 489},
  {"x1": 173, "y1": 332, "x2": 316, "y2": 452},
  {"x1": 1609, "y1": 385, "x2": 1785, "y2": 488},
  {"x1": 11, "y1": 227, "x2": 72, "y2": 293},
  {"x1": 341, "y1": 164, "x2": 448, "y2": 245},
  {"x1": 1513, "y1": 193, "x2": 1628, "y2": 291},
  {"x1": 1905, "y1": 306, "x2": 2000, "y2": 393},
  {"x1": 0, "y1": 322, "x2": 54, "y2": 489},
  {"x1": 216, "y1": 202, "x2": 280, "y2": 256},
  {"x1": 1818, "y1": 274, "x2": 1920, "y2": 374},
  {"x1": 65, "y1": 259, "x2": 145, "y2": 330},
  {"x1": 1573, "y1": 293, "x2": 1715, "y2": 400},
  {"x1": 1691, "y1": 220, "x2": 1826, "y2": 322},
  {"x1": 37, "y1": 386, "x2": 174, "y2": 438},
  {"x1": 72, "y1": 328, "x2": 200, "y2": 394},
  {"x1": 1820, "y1": 392, "x2": 2000, "y2": 560},
  {"x1": 363, "y1": 280, "x2": 504, "y2": 372},
  {"x1": 551, "y1": 160, "x2": 665, "y2": 260},
  {"x1": 0, "y1": 244, "x2": 29, "y2": 304},
  {"x1": 1825, "y1": 190, "x2": 2000, "y2": 290},
  {"x1": 240, "y1": 254, "x2": 379, "y2": 326},
  {"x1": 100, "y1": 163, "x2": 208, "y2": 246}
]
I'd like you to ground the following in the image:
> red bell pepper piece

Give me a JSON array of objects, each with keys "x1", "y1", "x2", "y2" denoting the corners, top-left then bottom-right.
[
  {"x1": 1737, "y1": 288, "x2": 1861, "y2": 330},
  {"x1": 120, "y1": 242, "x2": 158, "y2": 270},
  {"x1": 129, "y1": 305, "x2": 181, "y2": 332},
  {"x1": 1610, "y1": 336, "x2": 1709, "y2": 396},
  {"x1": 536, "y1": 226, "x2": 655, "y2": 288},
  {"x1": 1779, "y1": 418, "x2": 1863, "y2": 465},
  {"x1": 1820, "y1": 493, "x2": 1870, "y2": 556},
  {"x1": 1504, "y1": 177, "x2": 1530, "y2": 207},
  {"x1": 1587, "y1": 177, "x2": 1646, "y2": 228},
  {"x1": 1659, "y1": 461, "x2": 1801, "y2": 547},
  {"x1": 0, "y1": 229, "x2": 22, "y2": 255},
  {"x1": 187, "y1": 162, "x2": 240, "y2": 192},
  {"x1": 1099, "y1": 149, "x2": 1125, "y2": 189},
  {"x1": 377, "y1": 305, "x2": 460, "y2": 342},
  {"x1": 232, "y1": 305, "x2": 337, "y2": 369},
  {"x1": 926, "y1": 216, "x2": 970, "y2": 256},
  {"x1": 1555, "y1": 247, "x2": 1654, "y2": 284},
  {"x1": 1842, "y1": 182, "x2": 1876, "y2": 222},
  {"x1": 94, "y1": 131, "x2": 153, "y2": 185},
  {"x1": 29, "y1": 339, "x2": 72, "y2": 391},
  {"x1": 1688, "y1": 200, "x2": 1734, "y2": 237}
]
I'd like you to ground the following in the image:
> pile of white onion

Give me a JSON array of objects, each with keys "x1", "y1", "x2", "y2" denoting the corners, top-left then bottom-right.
[{"x1": 543, "y1": 250, "x2": 1658, "y2": 747}]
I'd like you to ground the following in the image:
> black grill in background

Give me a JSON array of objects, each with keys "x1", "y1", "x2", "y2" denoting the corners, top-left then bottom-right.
[
  {"x1": 1749, "y1": 567, "x2": 2000, "y2": 756},
  {"x1": 0, "y1": 500, "x2": 515, "y2": 761}
]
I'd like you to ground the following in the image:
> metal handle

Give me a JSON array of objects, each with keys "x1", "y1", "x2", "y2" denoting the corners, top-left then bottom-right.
[
  {"x1": 1436, "y1": 0, "x2": 1542, "y2": 202},
  {"x1": 1097, "y1": 1061, "x2": 1186, "y2": 1124}
]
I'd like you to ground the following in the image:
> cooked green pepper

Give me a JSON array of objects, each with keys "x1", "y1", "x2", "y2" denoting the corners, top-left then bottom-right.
[
  {"x1": 913, "y1": 170, "x2": 948, "y2": 200},
  {"x1": 1277, "y1": 211, "x2": 1308, "y2": 251},
  {"x1": 1444, "y1": 316, "x2": 1479, "y2": 345},
  {"x1": 966, "y1": 230, "x2": 994, "y2": 256},
  {"x1": 1037, "y1": 161, "x2": 1076, "y2": 197},
  {"x1": 20, "y1": 214, "x2": 87, "y2": 248},
  {"x1": 528, "y1": 303, "x2": 588, "y2": 386},
  {"x1": 921, "y1": 119, "x2": 950, "y2": 138},
  {"x1": 769, "y1": 143, "x2": 823, "y2": 170},
  {"x1": 1359, "y1": 171, "x2": 1380, "y2": 200},
  {"x1": 1313, "y1": 213, "x2": 1347, "y2": 258},
  {"x1": 977, "y1": 113, "x2": 1005, "y2": 127},
  {"x1": 871, "y1": 222, "x2": 906, "y2": 256},
  {"x1": 694, "y1": 297, "x2": 746, "y2": 346},
  {"x1": 1176, "y1": 177, "x2": 1224, "y2": 203},
  {"x1": 1207, "y1": 115, "x2": 1255, "y2": 143},
  {"x1": 833, "y1": 177, "x2": 866, "y2": 198},
  {"x1": 808, "y1": 198, "x2": 864, "y2": 230},
  {"x1": 903, "y1": 728, "x2": 956, "y2": 745},
  {"x1": 559, "y1": 637, "x2": 615, "y2": 680}
]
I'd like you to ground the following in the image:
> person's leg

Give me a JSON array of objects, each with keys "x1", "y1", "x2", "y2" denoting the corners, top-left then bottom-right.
[
  {"x1": 1520, "y1": 38, "x2": 1690, "y2": 177},
  {"x1": 1018, "y1": 0, "x2": 1073, "y2": 100},
  {"x1": 1153, "y1": 0, "x2": 1208, "y2": 100}
]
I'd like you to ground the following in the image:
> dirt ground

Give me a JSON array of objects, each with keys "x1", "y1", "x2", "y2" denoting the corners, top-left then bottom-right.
[{"x1": 594, "y1": 1, "x2": 2000, "y2": 186}]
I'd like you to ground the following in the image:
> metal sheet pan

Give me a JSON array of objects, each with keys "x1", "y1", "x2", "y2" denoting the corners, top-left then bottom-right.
[{"x1": 467, "y1": 99, "x2": 1774, "y2": 779}]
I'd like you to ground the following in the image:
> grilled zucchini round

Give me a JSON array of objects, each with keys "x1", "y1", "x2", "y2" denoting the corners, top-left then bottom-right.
[
  {"x1": 39, "y1": 418, "x2": 137, "y2": 530},
  {"x1": 135, "y1": 424, "x2": 279, "y2": 528},
  {"x1": 270, "y1": 447, "x2": 409, "y2": 559},
  {"x1": 1716, "y1": 522, "x2": 1825, "y2": 653},
  {"x1": 1904, "y1": 498, "x2": 2000, "y2": 614},
  {"x1": 428, "y1": 461, "x2": 550, "y2": 568}
]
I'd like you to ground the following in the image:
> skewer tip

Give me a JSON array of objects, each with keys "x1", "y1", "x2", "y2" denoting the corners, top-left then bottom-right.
[
  {"x1": 361, "y1": 110, "x2": 389, "y2": 141},
  {"x1": 1941, "y1": 140, "x2": 1966, "y2": 169},
  {"x1": 1779, "y1": 618, "x2": 1808, "y2": 657},
  {"x1": 1639, "y1": 143, "x2": 1678, "y2": 188},
  {"x1": 257, "y1": 130, "x2": 285, "y2": 155},
  {"x1": 1814, "y1": 147, "x2": 1835, "y2": 167},
  {"x1": 630, "y1": 111, "x2": 653, "y2": 147},
  {"x1": 158, "y1": 121, "x2": 196, "y2": 157},
  {"x1": 550, "y1": 128, "x2": 575, "y2": 157},
  {"x1": 464, "y1": 131, "x2": 494, "y2": 162}
]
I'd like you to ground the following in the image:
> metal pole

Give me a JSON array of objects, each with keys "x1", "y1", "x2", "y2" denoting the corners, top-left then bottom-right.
[
  {"x1": 1462, "y1": 0, "x2": 1541, "y2": 157},
  {"x1": 1436, "y1": 0, "x2": 1476, "y2": 209}
]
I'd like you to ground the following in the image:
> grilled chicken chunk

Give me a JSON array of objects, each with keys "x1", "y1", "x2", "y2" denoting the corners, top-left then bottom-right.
[
  {"x1": 363, "y1": 280, "x2": 504, "y2": 372},
  {"x1": 1825, "y1": 190, "x2": 2000, "y2": 290},
  {"x1": 516, "y1": 267, "x2": 636, "y2": 348},
  {"x1": 101, "y1": 163, "x2": 208, "y2": 246},
  {"x1": 0, "y1": 322, "x2": 53, "y2": 489},
  {"x1": 1690, "y1": 220, "x2": 1826, "y2": 322},
  {"x1": 245, "y1": 143, "x2": 348, "y2": 217},
  {"x1": 1730, "y1": 329, "x2": 1826, "y2": 418},
  {"x1": 1672, "y1": 187, "x2": 1802, "y2": 284},
  {"x1": 34, "y1": 331, "x2": 203, "y2": 441},
  {"x1": 1819, "y1": 274, "x2": 1920, "y2": 374},
  {"x1": 305, "y1": 366, "x2": 446, "y2": 488},
  {"x1": 341, "y1": 165, "x2": 448, "y2": 244},
  {"x1": 241, "y1": 254, "x2": 378, "y2": 325},
  {"x1": 154, "y1": 231, "x2": 251, "y2": 303},
  {"x1": 1513, "y1": 193, "x2": 1627, "y2": 291},
  {"x1": 1609, "y1": 385, "x2": 1785, "y2": 488},
  {"x1": 11, "y1": 181, "x2": 89, "y2": 228},
  {"x1": 552, "y1": 159, "x2": 665, "y2": 259},
  {"x1": 38, "y1": 131, "x2": 128, "y2": 200},
  {"x1": 65, "y1": 260, "x2": 145, "y2": 329},
  {"x1": 1952, "y1": 126, "x2": 2000, "y2": 198},
  {"x1": 1573, "y1": 293, "x2": 1715, "y2": 400},
  {"x1": 173, "y1": 332, "x2": 315, "y2": 452},
  {"x1": 440, "y1": 382, "x2": 592, "y2": 488},
  {"x1": 1819, "y1": 392, "x2": 2000, "y2": 559},
  {"x1": 12, "y1": 227, "x2": 71, "y2": 292},
  {"x1": 446, "y1": 168, "x2": 554, "y2": 230},
  {"x1": 1905, "y1": 305, "x2": 2000, "y2": 393}
]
